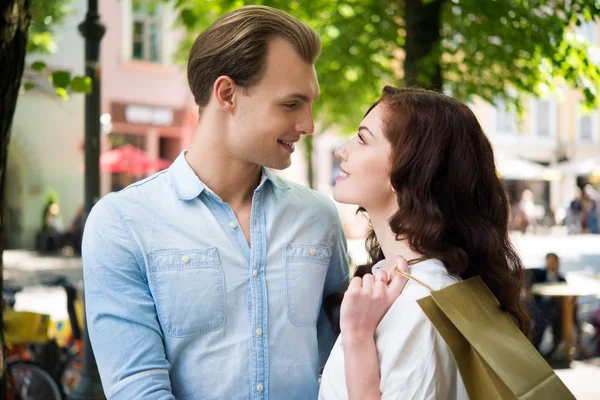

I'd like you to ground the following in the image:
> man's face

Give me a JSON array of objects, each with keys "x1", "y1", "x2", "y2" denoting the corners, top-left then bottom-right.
[
  {"x1": 227, "y1": 37, "x2": 320, "y2": 170},
  {"x1": 546, "y1": 256, "x2": 559, "y2": 274}
]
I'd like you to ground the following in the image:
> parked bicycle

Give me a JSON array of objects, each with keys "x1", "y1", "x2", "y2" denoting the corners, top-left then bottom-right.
[
  {"x1": 3, "y1": 283, "x2": 63, "y2": 400},
  {"x1": 3, "y1": 275, "x2": 85, "y2": 399}
]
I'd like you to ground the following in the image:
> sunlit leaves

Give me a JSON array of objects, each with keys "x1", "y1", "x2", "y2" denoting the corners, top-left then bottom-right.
[
  {"x1": 28, "y1": 0, "x2": 74, "y2": 54},
  {"x1": 24, "y1": 1, "x2": 92, "y2": 98},
  {"x1": 171, "y1": 0, "x2": 600, "y2": 131},
  {"x1": 31, "y1": 61, "x2": 46, "y2": 72},
  {"x1": 70, "y1": 76, "x2": 92, "y2": 93},
  {"x1": 50, "y1": 70, "x2": 71, "y2": 88}
]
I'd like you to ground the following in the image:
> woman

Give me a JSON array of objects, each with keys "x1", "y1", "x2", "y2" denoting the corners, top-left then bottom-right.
[{"x1": 319, "y1": 87, "x2": 532, "y2": 399}]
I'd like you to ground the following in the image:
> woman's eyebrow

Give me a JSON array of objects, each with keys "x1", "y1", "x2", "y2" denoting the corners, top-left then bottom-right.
[{"x1": 359, "y1": 126, "x2": 374, "y2": 137}]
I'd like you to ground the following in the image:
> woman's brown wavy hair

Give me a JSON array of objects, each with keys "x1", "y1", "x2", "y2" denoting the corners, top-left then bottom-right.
[{"x1": 352, "y1": 86, "x2": 531, "y2": 338}]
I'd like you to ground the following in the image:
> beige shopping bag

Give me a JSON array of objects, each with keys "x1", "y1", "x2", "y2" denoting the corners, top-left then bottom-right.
[{"x1": 395, "y1": 269, "x2": 575, "y2": 400}]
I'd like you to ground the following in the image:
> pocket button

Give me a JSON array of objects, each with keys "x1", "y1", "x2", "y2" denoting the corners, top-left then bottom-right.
[{"x1": 181, "y1": 255, "x2": 190, "y2": 263}]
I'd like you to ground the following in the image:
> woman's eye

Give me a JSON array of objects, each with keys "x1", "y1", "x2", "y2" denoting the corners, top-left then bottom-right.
[{"x1": 357, "y1": 132, "x2": 366, "y2": 143}]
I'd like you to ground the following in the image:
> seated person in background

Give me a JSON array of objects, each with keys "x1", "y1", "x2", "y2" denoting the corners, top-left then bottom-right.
[
  {"x1": 528, "y1": 253, "x2": 565, "y2": 355},
  {"x1": 528, "y1": 253, "x2": 589, "y2": 359}
]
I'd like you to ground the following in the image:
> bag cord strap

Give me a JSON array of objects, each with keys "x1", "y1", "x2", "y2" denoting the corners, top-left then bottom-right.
[{"x1": 394, "y1": 257, "x2": 434, "y2": 292}]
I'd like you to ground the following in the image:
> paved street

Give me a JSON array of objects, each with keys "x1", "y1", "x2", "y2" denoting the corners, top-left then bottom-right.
[
  {"x1": 4, "y1": 231, "x2": 600, "y2": 397},
  {"x1": 4, "y1": 250, "x2": 83, "y2": 321}
]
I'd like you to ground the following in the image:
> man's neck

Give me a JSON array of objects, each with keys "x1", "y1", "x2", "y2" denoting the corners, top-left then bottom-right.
[{"x1": 186, "y1": 120, "x2": 262, "y2": 208}]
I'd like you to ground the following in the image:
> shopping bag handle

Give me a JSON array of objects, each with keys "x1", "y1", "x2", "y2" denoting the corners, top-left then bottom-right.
[{"x1": 394, "y1": 257, "x2": 435, "y2": 292}]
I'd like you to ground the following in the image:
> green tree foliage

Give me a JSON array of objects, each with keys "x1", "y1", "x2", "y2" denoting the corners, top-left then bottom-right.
[{"x1": 172, "y1": 0, "x2": 600, "y2": 129}]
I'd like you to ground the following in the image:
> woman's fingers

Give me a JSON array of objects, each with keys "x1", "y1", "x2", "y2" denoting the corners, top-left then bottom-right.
[
  {"x1": 395, "y1": 255, "x2": 409, "y2": 273},
  {"x1": 348, "y1": 276, "x2": 363, "y2": 292},
  {"x1": 362, "y1": 273, "x2": 375, "y2": 291},
  {"x1": 387, "y1": 256, "x2": 409, "y2": 300},
  {"x1": 374, "y1": 269, "x2": 388, "y2": 284},
  {"x1": 388, "y1": 273, "x2": 408, "y2": 298}
]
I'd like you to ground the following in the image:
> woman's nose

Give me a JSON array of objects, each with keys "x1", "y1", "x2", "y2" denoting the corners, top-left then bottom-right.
[{"x1": 334, "y1": 144, "x2": 348, "y2": 161}]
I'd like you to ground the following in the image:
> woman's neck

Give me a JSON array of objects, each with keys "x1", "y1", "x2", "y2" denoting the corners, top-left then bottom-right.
[{"x1": 369, "y1": 208, "x2": 424, "y2": 272}]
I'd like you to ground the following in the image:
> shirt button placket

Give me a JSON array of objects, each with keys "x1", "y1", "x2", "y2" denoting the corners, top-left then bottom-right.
[{"x1": 251, "y1": 191, "x2": 267, "y2": 399}]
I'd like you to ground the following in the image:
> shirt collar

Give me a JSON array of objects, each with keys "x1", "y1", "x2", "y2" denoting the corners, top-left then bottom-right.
[
  {"x1": 169, "y1": 151, "x2": 290, "y2": 201},
  {"x1": 371, "y1": 258, "x2": 447, "y2": 275}
]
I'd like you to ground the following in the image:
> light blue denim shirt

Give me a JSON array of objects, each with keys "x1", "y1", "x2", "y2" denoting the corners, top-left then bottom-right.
[{"x1": 82, "y1": 151, "x2": 350, "y2": 400}]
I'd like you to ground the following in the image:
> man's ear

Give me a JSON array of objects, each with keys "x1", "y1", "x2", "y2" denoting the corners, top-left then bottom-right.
[{"x1": 213, "y1": 76, "x2": 237, "y2": 112}]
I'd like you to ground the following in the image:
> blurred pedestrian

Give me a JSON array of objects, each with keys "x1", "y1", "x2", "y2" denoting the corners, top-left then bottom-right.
[
  {"x1": 518, "y1": 189, "x2": 536, "y2": 234},
  {"x1": 584, "y1": 184, "x2": 598, "y2": 234},
  {"x1": 567, "y1": 188, "x2": 582, "y2": 234},
  {"x1": 62, "y1": 206, "x2": 85, "y2": 255},
  {"x1": 36, "y1": 202, "x2": 63, "y2": 252}
]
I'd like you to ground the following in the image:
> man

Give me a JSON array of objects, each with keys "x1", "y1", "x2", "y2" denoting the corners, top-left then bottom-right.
[
  {"x1": 83, "y1": 6, "x2": 349, "y2": 399},
  {"x1": 528, "y1": 253, "x2": 566, "y2": 354}
]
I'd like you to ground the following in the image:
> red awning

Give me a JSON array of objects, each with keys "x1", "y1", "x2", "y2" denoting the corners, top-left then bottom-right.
[{"x1": 100, "y1": 144, "x2": 171, "y2": 175}]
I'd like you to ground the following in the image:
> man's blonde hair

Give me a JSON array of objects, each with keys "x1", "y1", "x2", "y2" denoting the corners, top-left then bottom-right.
[{"x1": 187, "y1": 5, "x2": 321, "y2": 108}]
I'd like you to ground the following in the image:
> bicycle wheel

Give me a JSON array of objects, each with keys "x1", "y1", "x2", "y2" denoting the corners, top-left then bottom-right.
[
  {"x1": 7, "y1": 360, "x2": 64, "y2": 400},
  {"x1": 60, "y1": 354, "x2": 83, "y2": 396}
]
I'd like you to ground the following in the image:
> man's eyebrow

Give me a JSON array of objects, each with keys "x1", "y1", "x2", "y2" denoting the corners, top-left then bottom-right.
[
  {"x1": 359, "y1": 126, "x2": 374, "y2": 137},
  {"x1": 285, "y1": 93, "x2": 321, "y2": 102}
]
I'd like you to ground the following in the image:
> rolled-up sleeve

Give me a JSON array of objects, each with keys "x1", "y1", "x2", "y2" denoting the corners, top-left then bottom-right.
[{"x1": 82, "y1": 194, "x2": 175, "y2": 399}]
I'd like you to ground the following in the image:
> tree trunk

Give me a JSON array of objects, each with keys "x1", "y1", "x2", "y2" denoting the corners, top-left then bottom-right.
[
  {"x1": 404, "y1": 0, "x2": 445, "y2": 91},
  {"x1": 303, "y1": 135, "x2": 314, "y2": 189},
  {"x1": 0, "y1": 0, "x2": 32, "y2": 392}
]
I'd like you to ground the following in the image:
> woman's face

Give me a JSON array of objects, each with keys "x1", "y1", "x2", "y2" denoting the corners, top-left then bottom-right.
[{"x1": 333, "y1": 105, "x2": 396, "y2": 211}]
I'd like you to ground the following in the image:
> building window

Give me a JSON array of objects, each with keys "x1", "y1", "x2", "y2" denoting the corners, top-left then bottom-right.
[
  {"x1": 576, "y1": 102, "x2": 598, "y2": 143},
  {"x1": 534, "y1": 99, "x2": 556, "y2": 138},
  {"x1": 110, "y1": 132, "x2": 147, "y2": 150},
  {"x1": 577, "y1": 20, "x2": 597, "y2": 45},
  {"x1": 495, "y1": 99, "x2": 518, "y2": 135},
  {"x1": 132, "y1": 0, "x2": 160, "y2": 62}
]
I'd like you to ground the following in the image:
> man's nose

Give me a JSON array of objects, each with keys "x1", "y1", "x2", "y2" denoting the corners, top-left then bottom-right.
[{"x1": 296, "y1": 108, "x2": 315, "y2": 136}]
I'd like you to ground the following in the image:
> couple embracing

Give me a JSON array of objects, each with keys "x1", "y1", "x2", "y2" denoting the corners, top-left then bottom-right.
[{"x1": 83, "y1": 6, "x2": 530, "y2": 400}]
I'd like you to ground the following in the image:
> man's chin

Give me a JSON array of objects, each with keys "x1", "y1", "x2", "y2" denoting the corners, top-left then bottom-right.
[{"x1": 264, "y1": 158, "x2": 292, "y2": 171}]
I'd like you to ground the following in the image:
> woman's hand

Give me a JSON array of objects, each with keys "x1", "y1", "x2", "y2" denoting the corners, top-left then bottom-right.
[{"x1": 340, "y1": 256, "x2": 409, "y2": 344}]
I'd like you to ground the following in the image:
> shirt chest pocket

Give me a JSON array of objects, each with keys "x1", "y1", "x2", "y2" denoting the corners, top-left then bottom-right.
[
  {"x1": 148, "y1": 248, "x2": 226, "y2": 337},
  {"x1": 285, "y1": 243, "x2": 332, "y2": 327}
]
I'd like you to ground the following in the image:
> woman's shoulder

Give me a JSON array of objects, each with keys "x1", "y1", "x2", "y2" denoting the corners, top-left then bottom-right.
[
  {"x1": 402, "y1": 258, "x2": 459, "y2": 296},
  {"x1": 377, "y1": 259, "x2": 459, "y2": 327}
]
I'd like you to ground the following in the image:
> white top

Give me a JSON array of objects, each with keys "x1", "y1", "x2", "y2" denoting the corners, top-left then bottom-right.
[{"x1": 319, "y1": 258, "x2": 469, "y2": 400}]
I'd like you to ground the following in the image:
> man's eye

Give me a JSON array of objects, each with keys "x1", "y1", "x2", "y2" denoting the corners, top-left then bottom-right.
[{"x1": 284, "y1": 103, "x2": 298, "y2": 109}]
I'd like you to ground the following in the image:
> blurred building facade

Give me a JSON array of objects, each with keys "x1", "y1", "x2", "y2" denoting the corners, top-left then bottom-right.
[
  {"x1": 5, "y1": 3, "x2": 600, "y2": 249},
  {"x1": 295, "y1": 20, "x2": 600, "y2": 238},
  {"x1": 474, "y1": 20, "x2": 600, "y2": 222},
  {"x1": 5, "y1": 0, "x2": 196, "y2": 249},
  {"x1": 6, "y1": 3, "x2": 87, "y2": 249},
  {"x1": 98, "y1": 0, "x2": 197, "y2": 196}
]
